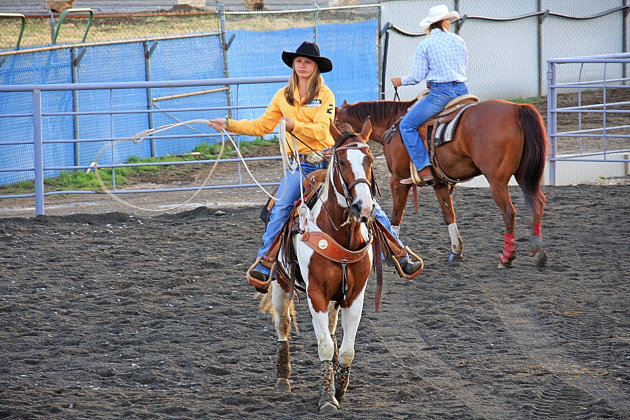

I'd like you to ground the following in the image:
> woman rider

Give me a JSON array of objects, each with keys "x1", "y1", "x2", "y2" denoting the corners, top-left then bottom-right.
[
  {"x1": 208, "y1": 41, "x2": 422, "y2": 292},
  {"x1": 391, "y1": 4, "x2": 469, "y2": 184}
]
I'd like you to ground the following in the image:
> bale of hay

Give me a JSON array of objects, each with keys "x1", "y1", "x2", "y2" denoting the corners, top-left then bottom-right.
[
  {"x1": 242, "y1": 0, "x2": 265, "y2": 11},
  {"x1": 44, "y1": 0, "x2": 76, "y2": 13},
  {"x1": 176, "y1": 0, "x2": 206, "y2": 10}
]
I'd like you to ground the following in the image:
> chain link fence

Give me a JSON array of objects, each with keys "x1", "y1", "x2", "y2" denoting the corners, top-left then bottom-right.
[
  {"x1": 0, "y1": 0, "x2": 377, "y2": 50},
  {"x1": 381, "y1": 0, "x2": 629, "y2": 101}
]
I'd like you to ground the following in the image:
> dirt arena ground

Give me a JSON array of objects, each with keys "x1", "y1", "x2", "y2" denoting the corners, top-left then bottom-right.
[
  {"x1": 1, "y1": 87, "x2": 629, "y2": 418},
  {"x1": 1, "y1": 173, "x2": 629, "y2": 418}
]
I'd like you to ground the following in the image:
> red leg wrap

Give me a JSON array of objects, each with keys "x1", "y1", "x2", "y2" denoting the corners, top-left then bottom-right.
[
  {"x1": 500, "y1": 233, "x2": 516, "y2": 264},
  {"x1": 533, "y1": 223, "x2": 542, "y2": 237}
]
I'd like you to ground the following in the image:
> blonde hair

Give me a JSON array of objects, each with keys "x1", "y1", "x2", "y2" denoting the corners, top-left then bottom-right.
[
  {"x1": 284, "y1": 65, "x2": 322, "y2": 106},
  {"x1": 427, "y1": 19, "x2": 450, "y2": 34}
]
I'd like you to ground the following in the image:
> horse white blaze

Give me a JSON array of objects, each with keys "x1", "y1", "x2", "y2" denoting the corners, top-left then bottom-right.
[{"x1": 346, "y1": 148, "x2": 373, "y2": 220}]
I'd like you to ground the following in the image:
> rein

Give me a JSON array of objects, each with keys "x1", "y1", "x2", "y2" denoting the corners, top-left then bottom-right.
[{"x1": 393, "y1": 86, "x2": 401, "y2": 101}]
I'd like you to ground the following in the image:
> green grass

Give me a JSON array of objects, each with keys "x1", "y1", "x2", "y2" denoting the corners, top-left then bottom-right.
[
  {"x1": 510, "y1": 95, "x2": 546, "y2": 105},
  {"x1": 0, "y1": 137, "x2": 278, "y2": 195},
  {"x1": 0, "y1": 12, "x2": 364, "y2": 50}
]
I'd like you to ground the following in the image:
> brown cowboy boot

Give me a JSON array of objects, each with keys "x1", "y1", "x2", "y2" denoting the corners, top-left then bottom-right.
[
  {"x1": 400, "y1": 165, "x2": 434, "y2": 185},
  {"x1": 247, "y1": 258, "x2": 271, "y2": 293},
  {"x1": 400, "y1": 259, "x2": 422, "y2": 276}
]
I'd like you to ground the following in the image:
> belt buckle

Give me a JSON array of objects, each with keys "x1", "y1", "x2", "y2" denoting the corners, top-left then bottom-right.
[{"x1": 306, "y1": 151, "x2": 323, "y2": 165}]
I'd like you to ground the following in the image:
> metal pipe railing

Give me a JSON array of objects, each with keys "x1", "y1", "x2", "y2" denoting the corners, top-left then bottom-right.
[{"x1": 0, "y1": 76, "x2": 289, "y2": 215}]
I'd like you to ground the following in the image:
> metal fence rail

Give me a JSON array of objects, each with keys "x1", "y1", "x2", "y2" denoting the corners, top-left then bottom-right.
[
  {"x1": 546, "y1": 53, "x2": 630, "y2": 185},
  {"x1": 0, "y1": 76, "x2": 288, "y2": 215}
]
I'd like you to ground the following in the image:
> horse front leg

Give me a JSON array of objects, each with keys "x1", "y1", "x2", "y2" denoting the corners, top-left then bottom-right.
[
  {"x1": 433, "y1": 183, "x2": 464, "y2": 262},
  {"x1": 271, "y1": 281, "x2": 293, "y2": 392},
  {"x1": 488, "y1": 181, "x2": 517, "y2": 268},
  {"x1": 310, "y1": 301, "x2": 340, "y2": 413},
  {"x1": 389, "y1": 175, "x2": 412, "y2": 235},
  {"x1": 335, "y1": 288, "x2": 366, "y2": 402}
]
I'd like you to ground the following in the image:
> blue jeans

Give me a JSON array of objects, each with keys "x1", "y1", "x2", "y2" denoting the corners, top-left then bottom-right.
[
  {"x1": 400, "y1": 81, "x2": 469, "y2": 170},
  {"x1": 257, "y1": 160, "x2": 406, "y2": 271}
]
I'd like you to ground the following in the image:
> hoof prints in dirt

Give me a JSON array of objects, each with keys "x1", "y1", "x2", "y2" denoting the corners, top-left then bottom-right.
[{"x1": 0, "y1": 184, "x2": 629, "y2": 418}]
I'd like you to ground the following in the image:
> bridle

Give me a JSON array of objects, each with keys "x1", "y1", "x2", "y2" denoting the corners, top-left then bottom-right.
[{"x1": 331, "y1": 140, "x2": 376, "y2": 209}]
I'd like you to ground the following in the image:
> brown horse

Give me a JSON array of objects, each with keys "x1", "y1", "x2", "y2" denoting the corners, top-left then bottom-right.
[
  {"x1": 335, "y1": 97, "x2": 548, "y2": 268},
  {"x1": 266, "y1": 119, "x2": 380, "y2": 413}
]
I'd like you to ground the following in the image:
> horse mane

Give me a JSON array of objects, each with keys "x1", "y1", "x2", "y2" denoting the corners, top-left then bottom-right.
[{"x1": 343, "y1": 99, "x2": 416, "y2": 123}]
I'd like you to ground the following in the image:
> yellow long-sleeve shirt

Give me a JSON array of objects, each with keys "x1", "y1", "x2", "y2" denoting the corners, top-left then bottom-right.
[{"x1": 227, "y1": 81, "x2": 335, "y2": 155}]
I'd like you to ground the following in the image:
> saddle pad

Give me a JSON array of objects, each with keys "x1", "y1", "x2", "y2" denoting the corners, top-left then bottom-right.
[{"x1": 433, "y1": 102, "x2": 478, "y2": 147}]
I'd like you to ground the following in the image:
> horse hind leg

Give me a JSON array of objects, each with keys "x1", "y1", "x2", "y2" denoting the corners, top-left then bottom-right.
[
  {"x1": 271, "y1": 282, "x2": 293, "y2": 392},
  {"x1": 275, "y1": 341, "x2": 291, "y2": 392},
  {"x1": 328, "y1": 302, "x2": 340, "y2": 372},
  {"x1": 526, "y1": 187, "x2": 548, "y2": 268},
  {"x1": 488, "y1": 181, "x2": 517, "y2": 268}
]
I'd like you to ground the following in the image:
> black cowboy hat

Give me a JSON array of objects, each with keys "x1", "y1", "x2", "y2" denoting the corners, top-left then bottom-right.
[{"x1": 282, "y1": 41, "x2": 333, "y2": 73}]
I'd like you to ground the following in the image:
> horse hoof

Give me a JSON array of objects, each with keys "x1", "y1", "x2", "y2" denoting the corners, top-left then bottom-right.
[
  {"x1": 497, "y1": 260, "x2": 512, "y2": 269},
  {"x1": 533, "y1": 250, "x2": 547, "y2": 268},
  {"x1": 318, "y1": 400, "x2": 340, "y2": 414},
  {"x1": 448, "y1": 253, "x2": 464, "y2": 263},
  {"x1": 275, "y1": 378, "x2": 291, "y2": 393}
]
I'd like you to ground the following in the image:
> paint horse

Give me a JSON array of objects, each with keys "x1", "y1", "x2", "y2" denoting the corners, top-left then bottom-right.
[
  {"x1": 336, "y1": 96, "x2": 548, "y2": 268},
  {"x1": 262, "y1": 119, "x2": 381, "y2": 413}
]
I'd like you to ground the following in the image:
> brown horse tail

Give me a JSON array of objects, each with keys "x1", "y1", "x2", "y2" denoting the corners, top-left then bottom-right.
[{"x1": 517, "y1": 103, "x2": 548, "y2": 207}]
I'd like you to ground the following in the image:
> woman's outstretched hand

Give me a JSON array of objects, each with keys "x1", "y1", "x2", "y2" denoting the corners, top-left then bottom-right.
[{"x1": 208, "y1": 118, "x2": 227, "y2": 131}]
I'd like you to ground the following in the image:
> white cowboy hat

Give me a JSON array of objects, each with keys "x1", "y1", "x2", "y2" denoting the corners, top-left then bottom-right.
[{"x1": 419, "y1": 4, "x2": 460, "y2": 29}]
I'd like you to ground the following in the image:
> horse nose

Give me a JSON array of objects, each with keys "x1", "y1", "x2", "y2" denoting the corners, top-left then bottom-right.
[{"x1": 351, "y1": 199, "x2": 372, "y2": 222}]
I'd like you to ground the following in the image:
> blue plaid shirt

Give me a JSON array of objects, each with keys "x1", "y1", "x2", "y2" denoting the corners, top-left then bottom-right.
[{"x1": 401, "y1": 28, "x2": 468, "y2": 86}]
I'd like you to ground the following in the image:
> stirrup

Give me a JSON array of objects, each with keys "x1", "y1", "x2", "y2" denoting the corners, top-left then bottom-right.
[
  {"x1": 410, "y1": 163, "x2": 434, "y2": 185},
  {"x1": 392, "y1": 246, "x2": 424, "y2": 279},
  {"x1": 401, "y1": 163, "x2": 434, "y2": 185},
  {"x1": 246, "y1": 257, "x2": 274, "y2": 293}
]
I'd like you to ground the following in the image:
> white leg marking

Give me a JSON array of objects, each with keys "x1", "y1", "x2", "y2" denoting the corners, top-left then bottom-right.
[
  {"x1": 271, "y1": 279, "x2": 292, "y2": 341},
  {"x1": 338, "y1": 285, "x2": 367, "y2": 367},
  {"x1": 448, "y1": 222, "x2": 463, "y2": 255}
]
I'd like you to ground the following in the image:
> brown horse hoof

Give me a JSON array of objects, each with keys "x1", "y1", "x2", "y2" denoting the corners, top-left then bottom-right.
[
  {"x1": 275, "y1": 378, "x2": 291, "y2": 393},
  {"x1": 533, "y1": 250, "x2": 547, "y2": 268}
]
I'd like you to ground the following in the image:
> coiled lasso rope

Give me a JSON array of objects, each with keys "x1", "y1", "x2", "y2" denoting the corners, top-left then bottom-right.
[{"x1": 91, "y1": 118, "x2": 301, "y2": 212}]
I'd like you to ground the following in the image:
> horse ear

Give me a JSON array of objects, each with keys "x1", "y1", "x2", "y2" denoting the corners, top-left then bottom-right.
[
  {"x1": 343, "y1": 99, "x2": 348, "y2": 106},
  {"x1": 360, "y1": 117, "x2": 372, "y2": 141},
  {"x1": 329, "y1": 119, "x2": 342, "y2": 140}
]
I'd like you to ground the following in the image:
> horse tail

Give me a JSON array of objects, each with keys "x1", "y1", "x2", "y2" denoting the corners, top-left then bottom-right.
[
  {"x1": 517, "y1": 103, "x2": 548, "y2": 208},
  {"x1": 258, "y1": 283, "x2": 299, "y2": 333}
]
